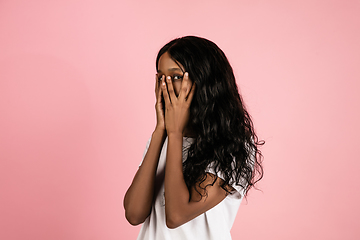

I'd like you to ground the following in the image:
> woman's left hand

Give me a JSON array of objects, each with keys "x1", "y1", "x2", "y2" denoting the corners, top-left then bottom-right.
[{"x1": 161, "y1": 72, "x2": 196, "y2": 136}]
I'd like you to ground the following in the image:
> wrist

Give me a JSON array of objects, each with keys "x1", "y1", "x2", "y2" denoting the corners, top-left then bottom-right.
[
  {"x1": 153, "y1": 128, "x2": 167, "y2": 140},
  {"x1": 167, "y1": 131, "x2": 183, "y2": 139}
]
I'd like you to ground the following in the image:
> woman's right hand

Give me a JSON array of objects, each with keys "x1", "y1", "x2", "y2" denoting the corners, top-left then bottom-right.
[{"x1": 155, "y1": 74, "x2": 166, "y2": 131}]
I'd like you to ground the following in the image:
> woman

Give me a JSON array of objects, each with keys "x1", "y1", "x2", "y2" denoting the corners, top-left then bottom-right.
[{"x1": 124, "y1": 36, "x2": 264, "y2": 240}]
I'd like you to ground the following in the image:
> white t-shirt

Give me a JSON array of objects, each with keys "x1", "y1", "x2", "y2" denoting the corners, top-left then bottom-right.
[{"x1": 137, "y1": 136, "x2": 245, "y2": 240}]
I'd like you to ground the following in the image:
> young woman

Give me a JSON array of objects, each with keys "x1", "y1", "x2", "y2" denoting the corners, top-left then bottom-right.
[{"x1": 124, "y1": 36, "x2": 264, "y2": 240}]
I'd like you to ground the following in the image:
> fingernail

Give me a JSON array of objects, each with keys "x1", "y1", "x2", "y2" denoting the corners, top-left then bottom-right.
[{"x1": 185, "y1": 72, "x2": 189, "y2": 77}]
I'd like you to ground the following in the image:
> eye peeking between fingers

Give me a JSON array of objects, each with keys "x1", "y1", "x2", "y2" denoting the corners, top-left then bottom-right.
[
  {"x1": 157, "y1": 74, "x2": 183, "y2": 82},
  {"x1": 172, "y1": 75, "x2": 183, "y2": 82}
]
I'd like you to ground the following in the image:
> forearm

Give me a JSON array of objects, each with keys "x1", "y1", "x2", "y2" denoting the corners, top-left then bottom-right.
[
  {"x1": 164, "y1": 133, "x2": 191, "y2": 226},
  {"x1": 124, "y1": 129, "x2": 166, "y2": 225}
]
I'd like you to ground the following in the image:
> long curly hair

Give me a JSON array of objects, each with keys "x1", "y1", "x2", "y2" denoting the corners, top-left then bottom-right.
[{"x1": 156, "y1": 36, "x2": 264, "y2": 198}]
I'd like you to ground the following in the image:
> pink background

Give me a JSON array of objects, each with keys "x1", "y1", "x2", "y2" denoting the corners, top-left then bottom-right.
[{"x1": 1, "y1": 0, "x2": 359, "y2": 239}]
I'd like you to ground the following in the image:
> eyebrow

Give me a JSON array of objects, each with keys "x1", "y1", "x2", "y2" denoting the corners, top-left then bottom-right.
[{"x1": 157, "y1": 67, "x2": 184, "y2": 73}]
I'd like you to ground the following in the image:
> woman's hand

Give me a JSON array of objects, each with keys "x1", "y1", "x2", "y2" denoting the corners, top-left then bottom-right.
[
  {"x1": 161, "y1": 72, "x2": 196, "y2": 136},
  {"x1": 155, "y1": 74, "x2": 166, "y2": 132}
]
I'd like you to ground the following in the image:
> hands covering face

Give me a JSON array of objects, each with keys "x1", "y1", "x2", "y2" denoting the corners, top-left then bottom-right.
[{"x1": 156, "y1": 72, "x2": 195, "y2": 136}]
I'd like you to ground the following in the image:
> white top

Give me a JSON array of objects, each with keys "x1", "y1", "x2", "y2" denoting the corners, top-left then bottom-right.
[{"x1": 137, "y1": 136, "x2": 245, "y2": 240}]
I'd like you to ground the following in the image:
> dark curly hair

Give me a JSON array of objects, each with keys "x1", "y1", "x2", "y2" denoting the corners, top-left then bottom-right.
[{"x1": 156, "y1": 36, "x2": 264, "y2": 199}]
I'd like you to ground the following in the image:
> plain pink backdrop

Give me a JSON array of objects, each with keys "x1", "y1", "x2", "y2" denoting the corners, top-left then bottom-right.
[{"x1": 1, "y1": 0, "x2": 359, "y2": 239}]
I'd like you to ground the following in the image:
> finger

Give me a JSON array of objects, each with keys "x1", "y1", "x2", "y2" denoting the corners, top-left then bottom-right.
[
  {"x1": 155, "y1": 74, "x2": 158, "y2": 93},
  {"x1": 155, "y1": 74, "x2": 159, "y2": 95},
  {"x1": 165, "y1": 75, "x2": 177, "y2": 102},
  {"x1": 161, "y1": 78, "x2": 171, "y2": 106},
  {"x1": 178, "y1": 72, "x2": 190, "y2": 100},
  {"x1": 186, "y1": 82, "x2": 196, "y2": 104},
  {"x1": 157, "y1": 75, "x2": 164, "y2": 101},
  {"x1": 155, "y1": 75, "x2": 162, "y2": 100},
  {"x1": 184, "y1": 73, "x2": 193, "y2": 96}
]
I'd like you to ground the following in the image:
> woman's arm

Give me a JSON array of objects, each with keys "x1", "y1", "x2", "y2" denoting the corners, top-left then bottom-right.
[
  {"x1": 161, "y1": 74, "x2": 230, "y2": 229},
  {"x1": 123, "y1": 75, "x2": 167, "y2": 225},
  {"x1": 164, "y1": 134, "x2": 229, "y2": 228},
  {"x1": 123, "y1": 129, "x2": 166, "y2": 225}
]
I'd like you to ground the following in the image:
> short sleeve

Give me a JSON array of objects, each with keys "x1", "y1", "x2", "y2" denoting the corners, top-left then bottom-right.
[
  {"x1": 205, "y1": 160, "x2": 246, "y2": 198},
  {"x1": 139, "y1": 136, "x2": 152, "y2": 167}
]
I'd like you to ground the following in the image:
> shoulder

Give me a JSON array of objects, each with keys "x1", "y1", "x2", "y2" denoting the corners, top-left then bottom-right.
[
  {"x1": 191, "y1": 173, "x2": 233, "y2": 202},
  {"x1": 205, "y1": 160, "x2": 246, "y2": 198}
]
